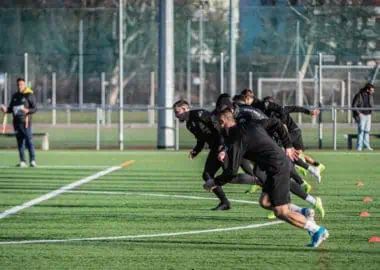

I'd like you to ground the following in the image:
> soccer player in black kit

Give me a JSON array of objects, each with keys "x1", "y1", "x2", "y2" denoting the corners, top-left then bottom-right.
[
  {"x1": 210, "y1": 108, "x2": 328, "y2": 247},
  {"x1": 173, "y1": 100, "x2": 230, "y2": 210},
  {"x1": 173, "y1": 100, "x2": 262, "y2": 210}
]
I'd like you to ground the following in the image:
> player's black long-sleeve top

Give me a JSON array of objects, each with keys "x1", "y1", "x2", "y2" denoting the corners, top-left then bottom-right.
[
  {"x1": 6, "y1": 91, "x2": 37, "y2": 125},
  {"x1": 215, "y1": 122, "x2": 290, "y2": 184},
  {"x1": 186, "y1": 109, "x2": 221, "y2": 155},
  {"x1": 234, "y1": 103, "x2": 292, "y2": 148},
  {"x1": 266, "y1": 104, "x2": 312, "y2": 133},
  {"x1": 252, "y1": 98, "x2": 286, "y2": 120}
]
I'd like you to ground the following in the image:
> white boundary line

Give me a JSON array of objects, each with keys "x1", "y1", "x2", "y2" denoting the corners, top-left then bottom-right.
[
  {"x1": 0, "y1": 150, "x2": 379, "y2": 155},
  {"x1": 0, "y1": 221, "x2": 283, "y2": 245},
  {"x1": 67, "y1": 190, "x2": 259, "y2": 205},
  {"x1": 0, "y1": 166, "x2": 123, "y2": 219},
  {"x1": 0, "y1": 165, "x2": 110, "y2": 169}
]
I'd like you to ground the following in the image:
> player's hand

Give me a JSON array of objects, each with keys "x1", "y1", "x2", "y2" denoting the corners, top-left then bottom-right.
[
  {"x1": 22, "y1": 108, "x2": 29, "y2": 114},
  {"x1": 286, "y1": 147, "x2": 299, "y2": 161},
  {"x1": 218, "y1": 151, "x2": 226, "y2": 162},
  {"x1": 0, "y1": 105, "x2": 7, "y2": 113},
  {"x1": 311, "y1": 109, "x2": 320, "y2": 116},
  {"x1": 189, "y1": 151, "x2": 197, "y2": 160}
]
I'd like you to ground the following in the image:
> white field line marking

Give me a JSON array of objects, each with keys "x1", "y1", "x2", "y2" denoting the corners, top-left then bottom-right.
[
  {"x1": 0, "y1": 220, "x2": 284, "y2": 245},
  {"x1": 0, "y1": 162, "x2": 136, "y2": 219},
  {"x1": 67, "y1": 190, "x2": 259, "y2": 205},
  {"x1": 0, "y1": 165, "x2": 110, "y2": 169}
]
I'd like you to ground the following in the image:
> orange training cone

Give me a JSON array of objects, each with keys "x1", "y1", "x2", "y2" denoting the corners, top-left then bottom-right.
[
  {"x1": 356, "y1": 182, "x2": 364, "y2": 187},
  {"x1": 368, "y1": 237, "x2": 380, "y2": 243},
  {"x1": 360, "y1": 211, "x2": 370, "y2": 217},
  {"x1": 363, "y1": 197, "x2": 373, "y2": 202}
]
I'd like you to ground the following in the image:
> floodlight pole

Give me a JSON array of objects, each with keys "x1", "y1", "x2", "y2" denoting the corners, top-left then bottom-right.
[
  {"x1": 199, "y1": 3, "x2": 205, "y2": 107},
  {"x1": 186, "y1": 20, "x2": 192, "y2": 104},
  {"x1": 157, "y1": 0, "x2": 175, "y2": 149},
  {"x1": 119, "y1": 0, "x2": 124, "y2": 150},
  {"x1": 79, "y1": 19, "x2": 84, "y2": 108},
  {"x1": 318, "y1": 53, "x2": 323, "y2": 149},
  {"x1": 229, "y1": 0, "x2": 237, "y2": 96}
]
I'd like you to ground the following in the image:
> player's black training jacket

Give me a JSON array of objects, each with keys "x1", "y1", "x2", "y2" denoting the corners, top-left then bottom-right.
[
  {"x1": 265, "y1": 104, "x2": 312, "y2": 132},
  {"x1": 215, "y1": 122, "x2": 291, "y2": 184},
  {"x1": 6, "y1": 90, "x2": 37, "y2": 125},
  {"x1": 186, "y1": 109, "x2": 221, "y2": 156},
  {"x1": 251, "y1": 98, "x2": 285, "y2": 119}
]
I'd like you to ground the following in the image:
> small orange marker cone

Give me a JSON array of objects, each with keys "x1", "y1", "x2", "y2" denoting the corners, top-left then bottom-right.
[
  {"x1": 356, "y1": 182, "x2": 364, "y2": 187},
  {"x1": 360, "y1": 211, "x2": 370, "y2": 217},
  {"x1": 363, "y1": 197, "x2": 373, "y2": 202},
  {"x1": 368, "y1": 236, "x2": 380, "y2": 243}
]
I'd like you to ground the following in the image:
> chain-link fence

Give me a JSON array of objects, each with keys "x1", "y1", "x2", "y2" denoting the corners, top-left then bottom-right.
[{"x1": 1, "y1": 106, "x2": 379, "y2": 150}]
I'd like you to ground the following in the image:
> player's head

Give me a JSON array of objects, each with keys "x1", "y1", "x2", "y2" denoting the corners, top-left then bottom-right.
[
  {"x1": 232, "y1": 94, "x2": 245, "y2": 104},
  {"x1": 173, "y1": 99, "x2": 190, "y2": 122},
  {"x1": 17, "y1": 78, "x2": 26, "y2": 93},
  {"x1": 241, "y1": 88, "x2": 255, "y2": 105},
  {"x1": 217, "y1": 107, "x2": 236, "y2": 130},
  {"x1": 215, "y1": 93, "x2": 233, "y2": 112},
  {"x1": 364, "y1": 83, "x2": 375, "y2": 95},
  {"x1": 263, "y1": 96, "x2": 275, "y2": 103}
]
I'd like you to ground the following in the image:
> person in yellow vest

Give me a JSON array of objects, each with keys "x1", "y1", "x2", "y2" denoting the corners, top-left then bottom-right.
[{"x1": 0, "y1": 78, "x2": 38, "y2": 167}]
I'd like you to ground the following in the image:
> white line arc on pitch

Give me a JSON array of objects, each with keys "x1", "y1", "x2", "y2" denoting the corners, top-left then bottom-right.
[
  {"x1": 0, "y1": 161, "x2": 135, "y2": 220},
  {"x1": 67, "y1": 190, "x2": 259, "y2": 205},
  {"x1": 0, "y1": 221, "x2": 284, "y2": 245}
]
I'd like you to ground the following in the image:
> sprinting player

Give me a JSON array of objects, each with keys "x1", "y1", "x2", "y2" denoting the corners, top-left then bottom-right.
[
  {"x1": 240, "y1": 89, "x2": 322, "y2": 183},
  {"x1": 209, "y1": 109, "x2": 329, "y2": 247},
  {"x1": 232, "y1": 94, "x2": 312, "y2": 194},
  {"x1": 0, "y1": 78, "x2": 37, "y2": 167},
  {"x1": 263, "y1": 96, "x2": 325, "y2": 181},
  {"x1": 173, "y1": 100, "x2": 261, "y2": 210},
  {"x1": 215, "y1": 94, "x2": 324, "y2": 219}
]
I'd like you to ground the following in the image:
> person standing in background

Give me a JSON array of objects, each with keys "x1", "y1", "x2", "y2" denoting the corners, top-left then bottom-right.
[
  {"x1": 352, "y1": 83, "x2": 375, "y2": 151},
  {"x1": 0, "y1": 78, "x2": 38, "y2": 167}
]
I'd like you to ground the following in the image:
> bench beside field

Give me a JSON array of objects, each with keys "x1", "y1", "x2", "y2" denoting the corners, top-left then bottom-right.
[
  {"x1": 0, "y1": 132, "x2": 49, "y2": 150},
  {"x1": 345, "y1": 133, "x2": 380, "y2": 149}
]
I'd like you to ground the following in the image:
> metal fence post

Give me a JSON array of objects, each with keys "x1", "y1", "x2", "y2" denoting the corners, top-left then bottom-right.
[
  {"x1": 175, "y1": 117, "x2": 179, "y2": 151},
  {"x1": 52, "y1": 72, "x2": 56, "y2": 126},
  {"x1": 249, "y1": 71, "x2": 253, "y2": 91},
  {"x1": 66, "y1": 106, "x2": 71, "y2": 126},
  {"x1": 149, "y1": 71, "x2": 155, "y2": 125},
  {"x1": 101, "y1": 72, "x2": 106, "y2": 126},
  {"x1": 333, "y1": 107, "x2": 337, "y2": 151},
  {"x1": 96, "y1": 107, "x2": 100, "y2": 151}
]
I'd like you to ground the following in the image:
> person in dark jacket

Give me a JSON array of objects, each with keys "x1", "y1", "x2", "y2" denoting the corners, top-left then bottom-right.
[
  {"x1": 352, "y1": 83, "x2": 375, "y2": 151},
  {"x1": 0, "y1": 78, "x2": 38, "y2": 167}
]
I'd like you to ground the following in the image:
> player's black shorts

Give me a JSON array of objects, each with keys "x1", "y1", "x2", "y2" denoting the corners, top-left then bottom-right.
[
  {"x1": 289, "y1": 128, "x2": 304, "y2": 150},
  {"x1": 262, "y1": 162, "x2": 291, "y2": 207}
]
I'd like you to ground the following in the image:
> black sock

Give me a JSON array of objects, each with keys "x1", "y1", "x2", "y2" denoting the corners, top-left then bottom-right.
[
  {"x1": 213, "y1": 186, "x2": 229, "y2": 204},
  {"x1": 312, "y1": 161, "x2": 320, "y2": 166},
  {"x1": 295, "y1": 158, "x2": 309, "y2": 170},
  {"x1": 290, "y1": 167, "x2": 304, "y2": 185},
  {"x1": 290, "y1": 180, "x2": 307, "y2": 200}
]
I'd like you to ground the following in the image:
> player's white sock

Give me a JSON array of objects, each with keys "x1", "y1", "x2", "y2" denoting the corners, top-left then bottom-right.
[
  {"x1": 289, "y1": 204, "x2": 303, "y2": 214},
  {"x1": 306, "y1": 195, "x2": 316, "y2": 206},
  {"x1": 304, "y1": 220, "x2": 321, "y2": 234}
]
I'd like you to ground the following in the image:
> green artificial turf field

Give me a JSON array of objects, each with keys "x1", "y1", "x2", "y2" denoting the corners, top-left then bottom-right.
[{"x1": 0, "y1": 150, "x2": 379, "y2": 269}]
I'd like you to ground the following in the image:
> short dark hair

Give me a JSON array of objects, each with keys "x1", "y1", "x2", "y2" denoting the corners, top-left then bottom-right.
[
  {"x1": 172, "y1": 99, "x2": 189, "y2": 109},
  {"x1": 365, "y1": 83, "x2": 375, "y2": 90},
  {"x1": 241, "y1": 88, "x2": 254, "y2": 98},
  {"x1": 17, "y1": 78, "x2": 25, "y2": 83},
  {"x1": 217, "y1": 107, "x2": 235, "y2": 121}
]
